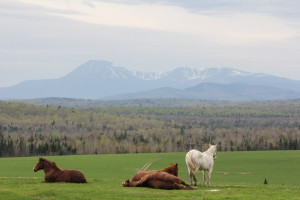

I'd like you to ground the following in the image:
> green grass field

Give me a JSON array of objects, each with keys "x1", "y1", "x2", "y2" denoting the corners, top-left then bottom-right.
[{"x1": 1, "y1": 151, "x2": 300, "y2": 199}]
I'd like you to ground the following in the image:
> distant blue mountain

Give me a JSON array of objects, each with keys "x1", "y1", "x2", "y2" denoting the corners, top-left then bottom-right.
[
  {"x1": 104, "y1": 83, "x2": 300, "y2": 101},
  {"x1": 0, "y1": 60, "x2": 300, "y2": 100}
]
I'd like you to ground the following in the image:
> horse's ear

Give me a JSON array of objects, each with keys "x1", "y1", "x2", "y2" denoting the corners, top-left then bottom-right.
[
  {"x1": 176, "y1": 163, "x2": 178, "y2": 166},
  {"x1": 39, "y1": 157, "x2": 44, "y2": 161},
  {"x1": 209, "y1": 144, "x2": 211, "y2": 147}
]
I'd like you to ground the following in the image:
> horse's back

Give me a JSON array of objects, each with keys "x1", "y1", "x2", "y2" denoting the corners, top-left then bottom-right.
[
  {"x1": 61, "y1": 169, "x2": 87, "y2": 183},
  {"x1": 132, "y1": 163, "x2": 178, "y2": 182},
  {"x1": 131, "y1": 171, "x2": 154, "y2": 182},
  {"x1": 143, "y1": 172, "x2": 192, "y2": 190},
  {"x1": 186, "y1": 149, "x2": 201, "y2": 168},
  {"x1": 186, "y1": 149, "x2": 201, "y2": 157},
  {"x1": 186, "y1": 149, "x2": 213, "y2": 170}
]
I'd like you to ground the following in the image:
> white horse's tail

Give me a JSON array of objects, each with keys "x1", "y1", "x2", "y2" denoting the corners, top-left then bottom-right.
[{"x1": 186, "y1": 152, "x2": 196, "y2": 171}]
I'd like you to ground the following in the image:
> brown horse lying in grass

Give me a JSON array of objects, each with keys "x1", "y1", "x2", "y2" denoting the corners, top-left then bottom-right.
[
  {"x1": 122, "y1": 171, "x2": 194, "y2": 190},
  {"x1": 33, "y1": 158, "x2": 87, "y2": 183},
  {"x1": 123, "y1": 163, "x2": 193, "y2": 190},
  {"x1": 130, "y1": 163, "x2": 178, "y2": 182}
]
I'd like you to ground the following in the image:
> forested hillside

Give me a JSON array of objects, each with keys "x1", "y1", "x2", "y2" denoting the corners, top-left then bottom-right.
[{"x1": 1, "y1": 101, "x2": 300, "y2": 157}]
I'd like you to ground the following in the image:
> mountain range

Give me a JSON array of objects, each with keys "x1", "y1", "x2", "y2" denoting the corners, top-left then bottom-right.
[{"x1": 1, "y1": 60, "x2": 300, "y2": 101}]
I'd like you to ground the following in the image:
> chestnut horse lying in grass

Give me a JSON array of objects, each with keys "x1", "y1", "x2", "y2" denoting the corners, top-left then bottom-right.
[
  {"x1": 33, "y1": 158, "x2": 87, "y2": 183},
  {"x1": 130, "y1": 163, "x2": 178, "y2": 182},
  {"x1": 122, "y1": 171, "x2": 193, "y2": 190},
  {"x1": 123, "y1": 163, "x2": 193, "y2": 190}
]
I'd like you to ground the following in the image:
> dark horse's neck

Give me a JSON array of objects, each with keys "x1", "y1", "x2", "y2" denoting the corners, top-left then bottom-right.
[
  {"x1": 43, "y1": 162, "x2": 60, "y2": 173},
  {"x1": 162, "y1": 168, "x2": 171, "y2": 173}
]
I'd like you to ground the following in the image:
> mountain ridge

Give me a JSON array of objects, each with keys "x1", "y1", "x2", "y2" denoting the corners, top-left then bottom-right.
[
  {"x1": 103, "y1": 82, "x2": 300, "y2": 101},
  {"x1": 0, "y1": 60, "x2": 300, "y2": 100}
]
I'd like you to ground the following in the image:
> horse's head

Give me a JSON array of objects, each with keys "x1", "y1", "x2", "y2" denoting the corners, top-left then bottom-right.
[
  {"x1": 209, "y1": 144, "x2": 217, "y2": 160},
  {"x1": 122, "y1": 179, "x2": 130, "y2": 187},
  {"x1": 33, "y1": 157, "x2": 46, "y2": 172},
  {"x1": 170, "y1": 163, "x2": 178, "y2": 177},
  {"x1": 158, "y1": 163, "x2": 178, "y2": 177}
]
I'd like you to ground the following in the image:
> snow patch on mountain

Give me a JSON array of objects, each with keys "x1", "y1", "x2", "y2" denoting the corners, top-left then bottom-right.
[{"x1": 132, "y1": 71, "x2": 163, "y2": 80}]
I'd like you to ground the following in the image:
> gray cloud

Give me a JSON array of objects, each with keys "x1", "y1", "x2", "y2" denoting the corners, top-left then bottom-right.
[
  {"x1": 96, "y1": 0, "x2": 300, "y2": 18},
  {"x1": 0, "y1": 0, "x2": 300, "y2": 87}
]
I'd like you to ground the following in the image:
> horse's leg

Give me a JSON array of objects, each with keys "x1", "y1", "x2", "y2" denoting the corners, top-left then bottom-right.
[
  {"x1": 45, "y1": 175, "x2": 55, "y2": 183},
  {"x1": 188, "y1": 168, "x2": 193, "y2": 186},
  {"x1": 189, "y1": 173, "x2": 193, "y2": 186},
  {"x1": 202, "y1": 170, "x2": 206, "y2": 186},
  {"x1": 180, "y1": 179, "x2": 191, "y2": 187},
  {"x1": 173, "y1": 182, "x2": 184, "y2": 190},
  {"x1": 193, "y1": 172, "x2": 197, "y2": 186},
  {"x1": 175, "y1": 182, "x2": 194, "y2": 190},
  {"x1": 207, "y1": 169, "x2": 212, "y2": 187}
]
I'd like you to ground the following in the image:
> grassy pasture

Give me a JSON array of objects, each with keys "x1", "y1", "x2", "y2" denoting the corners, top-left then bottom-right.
[{"x1": 1, "y1": 151, "x2": 300, "y2": 199}]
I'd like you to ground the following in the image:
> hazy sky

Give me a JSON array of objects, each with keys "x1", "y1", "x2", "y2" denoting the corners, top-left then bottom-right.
[{"x1": 1, "y1": 0, "x2": 300, "y2": 87}]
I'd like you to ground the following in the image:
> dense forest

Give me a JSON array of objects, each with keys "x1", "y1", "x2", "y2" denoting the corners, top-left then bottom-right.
[
  {"x1": 21, "y1": 97, "x2": 300, "y2": 108},
  {"x1": 1, "y1": 101, "x2": 300, "y2": 157}
]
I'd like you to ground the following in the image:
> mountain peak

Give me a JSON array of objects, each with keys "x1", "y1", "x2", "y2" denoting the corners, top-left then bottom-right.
[
  {"x1": 75, "y1": 60, "x2": 114, "y2": 73},
  {"x1": 63, "y1": 60, "x2": 134, "y2": 80},
  {"x1": 81, "y1": 60, "x2": 114, "y2": 69}
]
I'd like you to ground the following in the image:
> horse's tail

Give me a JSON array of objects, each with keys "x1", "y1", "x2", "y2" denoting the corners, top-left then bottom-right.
[{"x1": 186, "y1": 152, "x2": 196, "y2": 171}]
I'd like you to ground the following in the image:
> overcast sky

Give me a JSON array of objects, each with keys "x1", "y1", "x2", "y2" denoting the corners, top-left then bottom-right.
[{"x1": 1, "y1": 0, "x2": 300, "y2": 87}]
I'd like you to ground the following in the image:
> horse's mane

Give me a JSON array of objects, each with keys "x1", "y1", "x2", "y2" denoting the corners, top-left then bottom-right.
[
  {"x1": 40, "y1": 158, "x2": 60, "y2": 169},
  {"x1": 205, "y1": 145, "x2": 217, "y2": 160},
  {"x1": 158, "y1": 163, "x2": 178, "y2": 176},
  {"x1": 158, "y1": 163, "x2": 176, "y2": 172},
  {"x1": 205, "y1": 145, "x2": 216, "y2": 153}
]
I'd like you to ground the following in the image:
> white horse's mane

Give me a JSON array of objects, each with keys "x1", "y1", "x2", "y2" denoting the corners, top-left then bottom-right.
[
  {"x1": 205, "y1": 144, "x2": 217, "y2": 159},
  {"x1": 206, "y1": 144, "x2": 216, "y2": 153}
]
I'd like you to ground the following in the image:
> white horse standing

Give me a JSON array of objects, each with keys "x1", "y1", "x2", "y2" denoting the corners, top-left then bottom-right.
[{"x1": 185, "y1": 144, "x2": 217, "y2": 186}]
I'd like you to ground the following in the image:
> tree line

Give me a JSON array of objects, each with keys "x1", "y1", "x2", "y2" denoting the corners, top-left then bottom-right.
[{"x1": 0, "y1": 101, "x2": 300, "y2": 157}]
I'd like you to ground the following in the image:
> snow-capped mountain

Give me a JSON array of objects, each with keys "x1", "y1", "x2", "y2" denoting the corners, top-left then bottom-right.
[
  {"x1": 63, "y1": 60, "x2": 136, "y2": 80},
  {"x1": 156, "y1": 67, "x2": 258, "y2": 84},
  {"x1": 135, "y1": 67, "x2": 259, "y2": 82},
  {"x1": 0, "y1": 60, "x2": 299, "y2": 100}
]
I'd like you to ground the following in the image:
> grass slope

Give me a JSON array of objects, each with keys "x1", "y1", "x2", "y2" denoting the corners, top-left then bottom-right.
[{"x1": 1, "y1": 151, "x2": 300, "y2": 199}]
